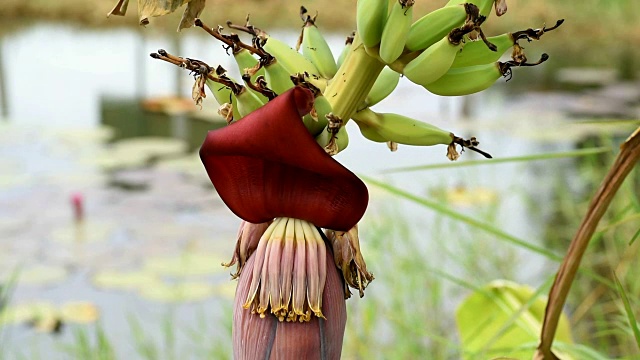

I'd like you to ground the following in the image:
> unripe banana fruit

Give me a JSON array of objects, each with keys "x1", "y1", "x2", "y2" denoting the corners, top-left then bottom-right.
[
  {"x1": 205, "y1": 79, "x2": 241, "y2": 120},
  {"x1": 356, "y1": 0, "x2": 388, "y2": 48},
  {"x1": 365, "y1": 66, "x2": 401, "y2": 107},
  {"x1": 405, "y1": 3, "x2": 475, "y2": 52},
  {"x1": 379, "y1": 0, "x2": 414, "y2": 64},
  {"x1": 235, "y1": 86, "x2": 266, "y2": 117},
  {"x1": 262, "y1": 37, "x2": 322, "y2": 80},
  {"x1": 337, "y1": 33, "x2": 354, "y2": 69},
  {"x1": 352, "y1": 108, "x2": 452, "y2": 146},
  {"x1": 264, "y1": 59, "x2": 295, "y2": 95},
  {"x1": 403, "y1": 30, "x2": 467, "y2": 87},
  {"x1": 303, "y1": 94, "x2": 331, "y2": 136},
  {"x1": 425, "y1": 53, "x2": 549, "y2": 96},
  {"x1": 316, "y1": 126, "x2": 349, "y2": 154},
  {"x1": 451, "y1": 33, "x2": 514, "y2": 68},
  {"x1": 445, "y1": 0, "x2": 502, "y2": 18},
  {"x1": 300, "y1": 11, "x2": 338, "y2": 79}
]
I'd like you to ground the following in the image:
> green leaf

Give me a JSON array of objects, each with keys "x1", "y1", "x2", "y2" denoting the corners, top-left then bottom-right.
[
  {"x1": 455, "y1": 280, "x2": 574, "y2": 360},
  {"x1": 613, "y1": 272, "x2": 640, "y2": 351}
]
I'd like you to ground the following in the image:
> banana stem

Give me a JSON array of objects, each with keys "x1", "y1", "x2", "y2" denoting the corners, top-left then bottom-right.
[{"x1": 324, "y1": 34, "x2": 385, "y2": 122}]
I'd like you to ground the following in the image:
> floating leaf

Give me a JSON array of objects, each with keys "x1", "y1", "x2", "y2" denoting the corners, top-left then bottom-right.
[
  {"x1": 2, "y1": 265, "x2": 68, "y2": 287},
  {"x1": 143, "y1": 252, "x2": 227, "y2": 277},
  {"x1": 137, "y1": 281, "x2": 215, "y2": 302},
  {"x1": 55, "y1": 126, "x2": 115, "y2": 145},
  {"x1": 155, "y1": 152, "x2": 204, "y2": 178},
  {"x1": 456, "y1": 280, "x2": 574, "y2": 360},
  {"x1": 214, "y1": 280, "x2": 237, "y2": 300},
  {"x1": 85, "y1": 137, "x2": 188, "y2": 170},
  {"x1": 0, "y1": 301, "x2": 57, "y2": 326},
  {"x1": 93, "y1": 270, "x2": 162, "y2": 291},
  {"x1": 60, "y1": 301, "x2": 100, "y2": 324}
]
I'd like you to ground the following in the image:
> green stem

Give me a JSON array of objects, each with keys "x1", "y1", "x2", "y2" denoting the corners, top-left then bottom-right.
[{"x1": 324, "y1": 34, "x2": 385, "y2": 122}]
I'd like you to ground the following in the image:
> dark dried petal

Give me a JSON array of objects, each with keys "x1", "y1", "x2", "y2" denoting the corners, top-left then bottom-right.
[{"x1": 199, "y1": 86, "x2": 368, "y2": 231}]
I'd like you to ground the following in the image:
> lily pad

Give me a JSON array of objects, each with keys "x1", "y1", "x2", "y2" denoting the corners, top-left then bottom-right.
[
  {"x1": 86, "y1": 150, "x2": 148, "y2": 170},
  {"x1": 155, "y1": 152, "x2": 205, "y2": 178},
  {"x1": 0, "y1": 301, "x2": 57, "y2": 326},
  {"x1": 85, "y1": 137, "x2": 188, "y2": 170},
  {"x1": 112, "y1": 137, "x2": 188, "y2": 159},
  {"x1": 60, "y1": 301, "x2": 100, "y2": 324},
  {"x1": 55, "y1": 126, "x2": 115, "y2": 145},
  {"x1": 2, "y1": 265, "x2": 69, "y2": 287},
  {"x1": 456, "y1": 280, "x2": 574, "y2": 360},
  {"x1": 137, "y1": 281, "x2": 215, "y2": 303},
  {"x1": 143, "y1": 252, "x2": 227, "y2": 277},
  {"x1": 93, "y1": 270, "x2": 162, "y2": 291},
  {"x1": 214, "y1": 280, "x2": 237, "y2": 300}
]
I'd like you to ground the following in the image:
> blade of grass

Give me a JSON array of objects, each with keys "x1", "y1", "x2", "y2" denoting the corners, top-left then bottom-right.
[
  {"x1": 362, "y1": 176, "x2": 563, "y2": 261},
  {"x1": 383, "y1": 147, "x2": 611, "y2": 173},
  {"x1": 613, "y1": 272, "x2": 640, "y2": 351},
  {"x1": 629, "y1": 226, "x2": 640, "y2": 246}
]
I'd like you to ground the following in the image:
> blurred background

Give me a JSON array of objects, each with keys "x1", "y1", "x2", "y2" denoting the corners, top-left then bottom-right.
[{"x1": 0, "y1": 0, "x2": 639, "y2": 359}]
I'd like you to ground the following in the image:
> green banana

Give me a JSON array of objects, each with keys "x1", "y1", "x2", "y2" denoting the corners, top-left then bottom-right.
[
  {"x1": 365, "y1": 66, "x2": 400, "y2": 107},
  {"x1": 423, "y1": 62, "x2": 506, "y2": 96},
  {"x1": 356, "y1": 0, "x2": 388, "y2": 48},
  {"x1": 235, "y1": 86, "x2": 266, "y2": 117},
  {"x1": 424, "y1": 54, "x2": 548, "y2": 96},
  {"x1": 233, "y1": 48, "x2": 263, "y2": 78},
  {"x1": 403, "y1": 33, "x2": 466, "y2": 87},
  {"x1": 352, "y1": 107, "x2": 452, "y2": 146},
  {"x1": 300, "y1": 13, "x2": 338, "y2": 79},
  {"x1": 263, "y1": 59, "x2": 295, "y2": 95},
  {"x1": 452, "y1": 20, "x2": 564, "y2": 68},
  {"x1": 316, "y1": 125, "x2": 349, "y2": 154},
  {"x1": 303, "y1": 95, "x2": 331, "y2": 136},
  {"x1": 337, "y1": 33, "x2": 354, "y2": 69},
  {"x1": 405, "y1": 3, "x2": 478, "y2": 52},
  {"x1": 205, "y1": 79, "x2": 241, "y2": 121},
  {"x1": 262, "y1": 37, "x2": 321, "y2": 79},
  {"x1": 445, "y1": 0, "x2": 499, "y2": 18},
  {"x1": 379, "y1": 0, "x2": 414, "y2": 64},
  {"x1": 450, "y1": 33, "x2": 514, "y2": 68}
]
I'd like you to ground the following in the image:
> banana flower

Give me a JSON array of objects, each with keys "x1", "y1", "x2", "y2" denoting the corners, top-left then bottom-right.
[{"x1": 200, "y1": 87, "x2": 373, "y2": 359}]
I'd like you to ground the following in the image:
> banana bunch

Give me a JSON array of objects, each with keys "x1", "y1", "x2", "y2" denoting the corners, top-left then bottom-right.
[{"x1": 150, "y1": 0, "x2": 560, "y2": 162}]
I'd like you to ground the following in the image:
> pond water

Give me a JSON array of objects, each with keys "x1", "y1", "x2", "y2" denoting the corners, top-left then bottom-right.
[{"x1": 0, "y1": 22, "x2": 636, "y2": 358}]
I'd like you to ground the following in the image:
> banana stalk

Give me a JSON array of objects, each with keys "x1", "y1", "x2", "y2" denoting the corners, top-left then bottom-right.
[{"x1": 324, "y1": 34, "x2": 385, "y2": 122}]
